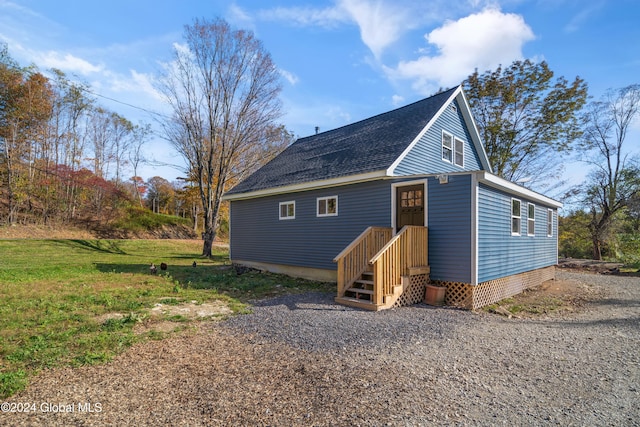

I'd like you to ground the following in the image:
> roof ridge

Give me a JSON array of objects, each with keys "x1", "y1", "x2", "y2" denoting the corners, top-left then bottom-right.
[{"x1": 298, "y1": 85, "x2": 459, "y2": 141}]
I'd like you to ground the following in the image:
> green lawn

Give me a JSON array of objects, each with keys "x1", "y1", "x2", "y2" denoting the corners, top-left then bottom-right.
[{"x1": 0, "y1": 239, "x2": 332, "y2": 397}]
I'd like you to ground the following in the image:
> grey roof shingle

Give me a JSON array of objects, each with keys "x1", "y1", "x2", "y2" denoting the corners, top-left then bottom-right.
[{"x1": 226, "y1": 86, "x2": 458, "y2": 195}]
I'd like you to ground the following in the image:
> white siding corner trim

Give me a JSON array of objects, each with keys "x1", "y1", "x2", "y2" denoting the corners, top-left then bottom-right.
[{"x1": 471, "y1": 172, "x2": 479, "y2": 286}]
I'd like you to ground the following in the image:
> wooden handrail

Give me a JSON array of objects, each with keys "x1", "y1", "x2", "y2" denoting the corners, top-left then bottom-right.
[
  {"x1": 333, "y1": 226, "x2": 393, "y2": 297},
  {"x1": 370, "y1": 226, "x2": 428, "y2": 305}
]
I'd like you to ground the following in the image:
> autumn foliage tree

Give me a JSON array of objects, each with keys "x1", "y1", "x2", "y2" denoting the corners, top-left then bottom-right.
[
  {"x1": 158, "y1": 18, "x2": 285, "y2": 256},
  {"x1": 0, "y1": 44, "x2": 156, "y2": 228},
  {"x1": 0, "y1": 45, "x2": 53, "y2": 224}
]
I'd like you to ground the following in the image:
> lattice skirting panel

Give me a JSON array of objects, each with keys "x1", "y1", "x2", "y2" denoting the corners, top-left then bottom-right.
[
  {"x1": 393, "y1": 273, "x2": 429, "y2": 308},
  {"x1": 431, "y1": 266, "x2": 556, "y2": 310}
]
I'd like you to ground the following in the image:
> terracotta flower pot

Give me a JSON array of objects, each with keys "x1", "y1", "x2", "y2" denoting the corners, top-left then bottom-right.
[{"x1": 425, "y1": 284, "x2": 446, "y2": 306}]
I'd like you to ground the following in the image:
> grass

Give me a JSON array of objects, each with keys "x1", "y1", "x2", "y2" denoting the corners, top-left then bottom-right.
[
  {"x1": 0, "y1": 239, "x2": 333, "y2": 398},
  {"x1": 112, "y1": 207, "x2": 192, "y2": 232}
]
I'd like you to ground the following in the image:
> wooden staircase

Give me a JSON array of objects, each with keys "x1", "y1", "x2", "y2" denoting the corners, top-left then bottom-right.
[
  {"x1": 337, "y1": 268, "x2": 376, "y2": 307},
  {"x1": 334, "y1": 225, "x2": 429, "y2": 311},
  {"x1": 335, "y1": 267, "x2": 406, "y2": 311}
]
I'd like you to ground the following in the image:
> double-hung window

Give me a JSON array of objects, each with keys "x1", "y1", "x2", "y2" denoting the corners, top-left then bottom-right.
[
  {"x1": 442, "y1": 131, "x2": 453, "y2": 163},
  {"x1": 527, "y1": 203, "x2": 536, "y2": 236},
  {"x1": 511, "y1": 198, "x2": 521, "y2": 235},
  {"x1": 547, "y1": 209, "x2": 554, "y2": 237},
  {"x1": 442, "y1": 131, "x2": 464, "y2": 167},
  {"x1": 317, "y1": 196, "x2": 338, "y2": 217},
  {"x1": 454, "y1": 137, "x2": 464, "y2": 167},
  {"x1": 279, "y1": 201, "x2": 295, "y2": 220}
]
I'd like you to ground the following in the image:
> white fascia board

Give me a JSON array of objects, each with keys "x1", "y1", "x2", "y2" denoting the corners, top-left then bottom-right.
[
  {"x1": 457, "y1": 90, "x2": 492, "y2": 172},
  {"x1": 222, "y1": 170, "x2": 389, "y2": 201},
  {"x1": 478, "y1": 171, "x2": 563, "y2": 208},
  {"x1": 386, "y1": 86, "x2": 462, "y2": 176}
]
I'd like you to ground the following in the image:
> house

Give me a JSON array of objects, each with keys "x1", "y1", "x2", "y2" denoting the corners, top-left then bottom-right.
[{"x1": 222, "y1": 85, "x2": 561, "y2": 310}]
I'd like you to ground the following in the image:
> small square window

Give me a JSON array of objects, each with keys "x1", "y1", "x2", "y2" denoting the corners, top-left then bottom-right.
[
  {"x1": 317, "y1": 196, "x2": 338, "y2": 217},
  {"x1": 279, "y1": 201, "x2": 295, "y2": 220}
]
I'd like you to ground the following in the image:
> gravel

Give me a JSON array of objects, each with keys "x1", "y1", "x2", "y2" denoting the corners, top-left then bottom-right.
[{"x1": 2, "y1": 270, "x2": 639, "y2": 426}]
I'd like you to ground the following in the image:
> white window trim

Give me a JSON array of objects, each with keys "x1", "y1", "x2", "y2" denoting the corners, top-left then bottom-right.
[
  {"x1": 511, "y1": 198, "x2": 521, "y2": 236},
  {"x1": 454, "y1": 137, "x2": 464, "y2": 167},
  {"x1": 279, "y1": 201, "x2": 295, "y2": 220},
  {"x1": 316, "y1": 196, "x2": 338, "y2": 217},
  {"x1": 527, "y1": 203, "x2": 536, "y2": 236},
  {"x1": 442, "y1": 130, "x2": 453, "y2": 163},
  {"x1": 547, "y1": 209, "x2": 554, "y2": 237}
]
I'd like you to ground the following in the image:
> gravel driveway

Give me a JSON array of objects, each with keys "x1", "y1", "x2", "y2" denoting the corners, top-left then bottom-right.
[{"x1": 2, "y1": 270, "x2": 639, "y2": 426}]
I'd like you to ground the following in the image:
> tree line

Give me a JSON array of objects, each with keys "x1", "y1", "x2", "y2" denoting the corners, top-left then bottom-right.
[
  {"x1": 0, "y1": 43, "x2": 151, "y2": 227},
  {"x1": 0, "y1": 39, "x2": 293, "y2": 235},
  {"x1": 2, "y1": 17, "x2": 639, "y2": 261}
]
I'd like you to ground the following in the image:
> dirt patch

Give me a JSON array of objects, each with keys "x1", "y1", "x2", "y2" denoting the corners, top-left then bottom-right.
[
  {"x1": 95, "y1": 300, "x2": 233, "y2": 335},
  {"x1": 486, "y1": 272, "x2": 606, "y2": 318},
  {"x1": 149, "y1": 300, "x2": 233, "y2": 319},
  {"x1": 558, "y1": 258, "x2": 624, "y2": 274}
]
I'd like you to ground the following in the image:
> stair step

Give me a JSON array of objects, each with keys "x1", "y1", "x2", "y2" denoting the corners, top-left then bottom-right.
[
  {"x1": 334, "y1": 296, "x2": 381, "y2": 311},
  {"x1": 355, "y1": 279, "x2": 374, "y2": 286},
  {"x1": 346, "y1": 287, "x2": 373, "y2": 295}
]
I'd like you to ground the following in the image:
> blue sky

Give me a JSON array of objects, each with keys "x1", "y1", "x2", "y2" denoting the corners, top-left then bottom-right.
[{"x1": 1, "y1": 0, "x2": 639, "y2": 186}]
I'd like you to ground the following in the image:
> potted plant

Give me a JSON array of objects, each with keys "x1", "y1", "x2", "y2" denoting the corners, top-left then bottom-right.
[{"x1": 425, "y1": 283, "x2": 447, "y2": 306}]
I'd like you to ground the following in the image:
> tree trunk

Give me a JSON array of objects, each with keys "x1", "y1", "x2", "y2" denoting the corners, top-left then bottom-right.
[
  {"x1": 592, "y1": 236, "x2": 602, "y2": 260},
  {"x1": 202, "y1": 228, "x2": 216, "y2": 257}
]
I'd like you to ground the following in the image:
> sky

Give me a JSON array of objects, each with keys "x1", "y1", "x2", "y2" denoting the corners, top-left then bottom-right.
[{"x1": 1, "y1": 0, "x2": 639, "y2": 190}]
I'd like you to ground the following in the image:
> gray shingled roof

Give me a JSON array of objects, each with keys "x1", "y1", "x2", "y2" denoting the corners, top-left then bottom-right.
[{"x1": 226, "y1": 86, "x2": 458, "y2": 195}]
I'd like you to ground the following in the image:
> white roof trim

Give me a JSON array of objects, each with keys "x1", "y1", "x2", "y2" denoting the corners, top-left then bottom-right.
[
  {"x1": 386, "y1": 86, "x2": 461, "y2": 175},
  {"x1": 386, "y1": 86, "x2": 492, "y2": 175},
  {"x1": 222, "y1": 170, "x2": 388, "y2": 201},
  {"x1": 457, "y1": 90, "x2": 492, "y2": 171},
  {"x1": 477, "y1": 171, "x2": 563, "y2": 208}
]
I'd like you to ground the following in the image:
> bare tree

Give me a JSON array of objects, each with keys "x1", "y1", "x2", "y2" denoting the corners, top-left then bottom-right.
[
  {"x1": 580, "y1": 84, "x2": 640, "y2": 259},
  {"x1": 158, "y1": 18, "x2": 283, "y2": 256},
  {"x1": 129, "y1": 123, "x2": 151, "y2": 207}
]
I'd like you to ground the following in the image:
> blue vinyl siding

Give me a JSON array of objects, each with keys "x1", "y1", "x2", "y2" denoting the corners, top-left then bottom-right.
[
  {"x1": 394, "y1": 100, "x2": 483, "y2": 175},
  {"x1": 230, "y1": 180, "x2": 391, "y2": 271},
  {"x1": 477, "y1": 184, "x2": 558, "y2": 282},
  {"x1": 427, "y1": 174, "x2": 473, "y2": 283}
]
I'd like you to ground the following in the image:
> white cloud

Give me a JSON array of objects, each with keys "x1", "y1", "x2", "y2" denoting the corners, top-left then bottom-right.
[
  {"x1": 36, "y1": 51, "x2": 103, "y2": 75},
  {"x1": 392, "y1": 94, "x2": 405, "y2": 106},
  {"x1": 279, "y1": 68, "x2": 299, "y2": 86},
  {"x1": 257, "y1": 0, "x2": 433, "y2": 59},
  {"x1": 227, "y1": 3, "x2": 256, "y2": 31},
  {"x1": 385, "y1": 8, "x2": 535, "y2": 95},
  {"x1": 564, "y1": 2, "x2": 605, "y2": 33},
  {"x1": 258, "y1": 5, "x2": 349, "y2": 28},
  {"x1": 337, "y1": 0, "x2": 413, "y2": 59}
]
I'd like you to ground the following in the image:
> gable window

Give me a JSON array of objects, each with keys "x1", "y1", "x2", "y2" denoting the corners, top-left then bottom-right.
[
  {"x1": 511, "y1": 198, "x2": 521, "y2": 235},
  {"x1": 527, "y1": 203, "x2": 536, "y2": 236},
  {"x1": 454, "y1": 137, "x2": 464, "y2": 167},
  {"x1": 547, "y1": 209, "x2": 554, "y2": 237},
  {"x1": 317, "y1": 196, "x2": 338, "y2": 217},
  {"x1": 442, "y1": 131, "x2": 453, "y2": 163},
  {"x1": 279, "y1": 201, "x2": 295, "y2": 220}
]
